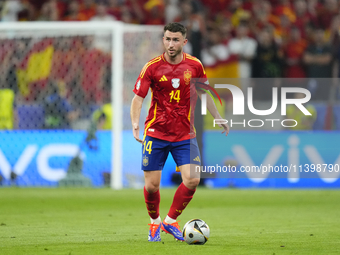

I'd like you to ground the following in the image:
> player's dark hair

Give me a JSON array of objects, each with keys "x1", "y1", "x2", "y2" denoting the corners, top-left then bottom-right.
[{"x1": 164, "y1": 23, "x2": 187, "y2": 38}]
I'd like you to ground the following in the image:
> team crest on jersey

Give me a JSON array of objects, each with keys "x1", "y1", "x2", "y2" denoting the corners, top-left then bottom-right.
[
  {"x1": 172, "y1": 78, "x2": 180, "y2": 89},
  {"x1": 136, "y1": 80, "x2": 141, "y2": 90},
  {"x1": 184, "y1": 69, "x2": 192, "y2": 85},
  {"x1": 143, "y1": 155, "x2": 149, "y2": 166}
]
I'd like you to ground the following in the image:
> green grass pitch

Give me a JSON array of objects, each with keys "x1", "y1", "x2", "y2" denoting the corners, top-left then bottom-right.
[{"x1": 1, "y1": 188, "x2": 340, "y2": 255}]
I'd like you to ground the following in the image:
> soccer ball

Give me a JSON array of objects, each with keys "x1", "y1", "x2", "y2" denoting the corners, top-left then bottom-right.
[{"x1": 182, "y1": 219, "x2": 210, "y2": 245}]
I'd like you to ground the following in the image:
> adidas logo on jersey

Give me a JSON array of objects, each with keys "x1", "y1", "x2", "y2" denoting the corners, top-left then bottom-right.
[
  {"x1": 193, "y1": 156, "x2": 200, "y2": 162},
  {"x1": 159, "y1": 75, "x2": 168, "y2": 82}
]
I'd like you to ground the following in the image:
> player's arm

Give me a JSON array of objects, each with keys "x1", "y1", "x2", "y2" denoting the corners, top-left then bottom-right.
[
  {"x1": 131, "y1": 60, "x2": 154, "y2": 143},
  {"x1": 130, "y1": 94, "x2": 144, "y2": 143},
  {"x1": 197, "y1": 89, "x2": 230, "y2": 136}
]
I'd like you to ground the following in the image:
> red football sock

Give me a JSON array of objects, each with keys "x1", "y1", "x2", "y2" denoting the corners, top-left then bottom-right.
[
  {"x1": 167, "y1": 183, "x2": 196, "y2": 220},
  {"x1": 144, "y1": 187, "x2": 160, "y2": 220}
]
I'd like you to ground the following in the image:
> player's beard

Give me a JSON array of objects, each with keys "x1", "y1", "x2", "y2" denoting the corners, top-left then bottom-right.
[{"x1": 167, "y1": 47, "x2": 182, "y2": 59}]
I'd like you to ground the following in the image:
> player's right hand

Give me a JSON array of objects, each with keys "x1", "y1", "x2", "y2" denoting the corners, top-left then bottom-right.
[{"x1": 133, "y1": 123, "x2": 143, "y2": 143}]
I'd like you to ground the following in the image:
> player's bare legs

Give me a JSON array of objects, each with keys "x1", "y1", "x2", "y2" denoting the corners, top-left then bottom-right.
[
  {"x1": 144, "y1": 170, "x2": 162, "y2": 242},
  {"x1": 180, "y1": 164, "x2": 200, "y2": 190},
  {"x1": 144, "y1": 170, "x2": 162, "y2": 193},
  {"x1": 161, "y1": 164, "x2": 200, "y2": 241}
]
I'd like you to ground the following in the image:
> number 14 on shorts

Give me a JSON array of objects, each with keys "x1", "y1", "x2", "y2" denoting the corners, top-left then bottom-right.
[{"x1": 143, "y1": 140, "x2": 153, "y2": 154}]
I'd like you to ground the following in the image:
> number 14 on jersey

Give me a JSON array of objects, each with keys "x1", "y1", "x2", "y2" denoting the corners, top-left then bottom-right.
[{"x1": 169, "y1": 90, "x2": 180, "y2": 103}]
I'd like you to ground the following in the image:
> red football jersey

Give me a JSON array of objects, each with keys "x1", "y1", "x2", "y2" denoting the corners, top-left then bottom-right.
[{"x1": 133, "y1": 53, "x2": 207, "y2": 142}]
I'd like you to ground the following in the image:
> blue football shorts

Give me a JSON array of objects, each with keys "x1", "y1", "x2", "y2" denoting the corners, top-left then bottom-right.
[{"x1": 141, "y1": 135, "x2": 201, "y2": 171}]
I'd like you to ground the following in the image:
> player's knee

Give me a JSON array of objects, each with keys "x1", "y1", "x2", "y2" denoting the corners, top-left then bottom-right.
[
  {"x1": 145, "y1": 182, "x2": 160, "y2": 193},
  {"x1": 191, "y1": 178, "x2": 200, "y2": 188},
  {"x1": 184, "y1": 178, "x2": 200, "y2": 189}
]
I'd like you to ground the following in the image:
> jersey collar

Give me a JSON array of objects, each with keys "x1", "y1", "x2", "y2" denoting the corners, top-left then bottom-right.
[{"x1": 162, "y1": 52, "x2": 186, "y2": 65}]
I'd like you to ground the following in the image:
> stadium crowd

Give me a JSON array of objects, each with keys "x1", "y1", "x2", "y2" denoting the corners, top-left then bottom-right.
[{"x1": 0, "y1": 0, "x2": 340, "y2": 130}]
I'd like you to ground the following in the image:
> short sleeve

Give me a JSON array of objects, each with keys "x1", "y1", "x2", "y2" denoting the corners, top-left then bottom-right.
[
  {"x1": 194, "y1": 59, "x2": 209, "y2": 90},
  {"x1": 197, "y1": 59, "x2": 208, "y2": 80},
  {"x1": 133, "y1": 63, "x2": 152, "y2": 98}
]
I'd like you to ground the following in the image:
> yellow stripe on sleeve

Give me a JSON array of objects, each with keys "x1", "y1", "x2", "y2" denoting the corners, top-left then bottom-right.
[
  {"x1": 140, "y1": 57, "x2": 161, "y2": 78},
  {"x1": 186, "y1": 55, "x2": 206, "y2": 75}
]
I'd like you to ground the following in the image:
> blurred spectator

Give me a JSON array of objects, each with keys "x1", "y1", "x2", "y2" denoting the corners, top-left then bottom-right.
[
  {"x1": 229, "y1": 21, "x2": 257, "y2": 79},
  {"x1": 92, "y1": 100, "x2": 112, "y2": 130},
  {"x1": 252, "y1": 28, "x2": 283, "y2": 78},
  {"x1": 303, "y1": 27, "x2": 332, "y2": 100},
  {"x1": 62, "y1": 0, "x2": 87, "y2": 21},
  {"x1": 331, "y1": 15, "x2": 340, "y2": 79},
  {"x1": 43, "y1": 81, "x2": 79, "y2": 129},
  {"x1": 201, "y1": 0, "x2": 230, "y2": 21},
  {"x1": 6, "y1": 39, "x2": 30, "y2": 96},
  {"x1": 37, "y1": 0, "x2": 59, "y2": 21},
  {"x1": 2, "y1": 40, "x2": 28, "y2": 102},
  {"x1": 90, "y1": 2, "x2": 116, "y2": 53},
  {"x1": 143, "y1": 0, "x2": 165, "y2": 25},
  {"x1": 252, "y1": 28, "x2": 283, "y2": 100},
  {"x1": 317, "y1": 0, "x2": 339, "y2": 29},
  {"x1": 251, "y1": 1, "x2": 280, "y2": 36},
  {"x1": 276, "y1": 13, "x2": 293, "y2": 45},
  {"x1": 79, "y1": 36, "x2": 108, "y2": 104},
  {"x1": 220, "y1": 18, "x2": 233, "y2": 45},
  {"x1": 307, "y1": 0, "x2": 319, "y2": 17},
  {"x1": 293, "y1": 0, "x2": 314, "y2": 38},
  {"x1": 90, "y1": 2, "x2": 116, "y2": 21},
  {"x1": 50, "y1": 37, "x2": 78, "y2": 95},
  {"x1": 107, "y1": 0, "x2": 122, "y2": 20},
  {"x1": 201, "y1": 29, "x2": 229, "y2": 67},
  {"x1": 120, "y1": 5, "x2": 133, "y2": 23},
  {"x1": 0, "y1": 40, "x2": 14, "y2": 92},
  {"x1": 80, "y1": 0, "x2": 96, "y2": 20},
  {"x1": 0, "y1": 76, "x2": 16, "y2": 130},
  {"x1": 304, "y1": 20, "x2": 317, "y2": 43},
  {"x1": 303, "y1": 27, "x2": 332, "y2": 78},
  {"x1": 1, "y1": 0, "x2": 34, "y2": 21},
  {"x1": 229, "y1": 0, "x2": 251, "y2": 27},
  {"x1": 286, "y1": 92, "x2": 317, "y2": 130},
  {"x1": 126, "y1": 0, "x2": 145, "y2": 24},
  {"x1": 273, "y1": 0, "x2": 296, "y2": 23},
  {"x1": 328, "y1": 15, "x2": 340, "y2": 53},
  {"x1": 176, "y1": 0, "x2": 206, "y2": 58},
  {"x1": 283, "y1": 26, "x2": 307, "y2": 78},
  {"x1": 164, "y1": 0, "x2": 180, "y2": 24}
]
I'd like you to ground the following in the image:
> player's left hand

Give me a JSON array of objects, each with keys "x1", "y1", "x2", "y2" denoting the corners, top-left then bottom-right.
[{"x1": 219, "y1": 123, "x2": 230, "y2": 136}]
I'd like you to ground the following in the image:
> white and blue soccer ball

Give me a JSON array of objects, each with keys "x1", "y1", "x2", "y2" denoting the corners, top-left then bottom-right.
[{"x1": 182, "y1": 219, "x2": 210, "y2": 245}]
